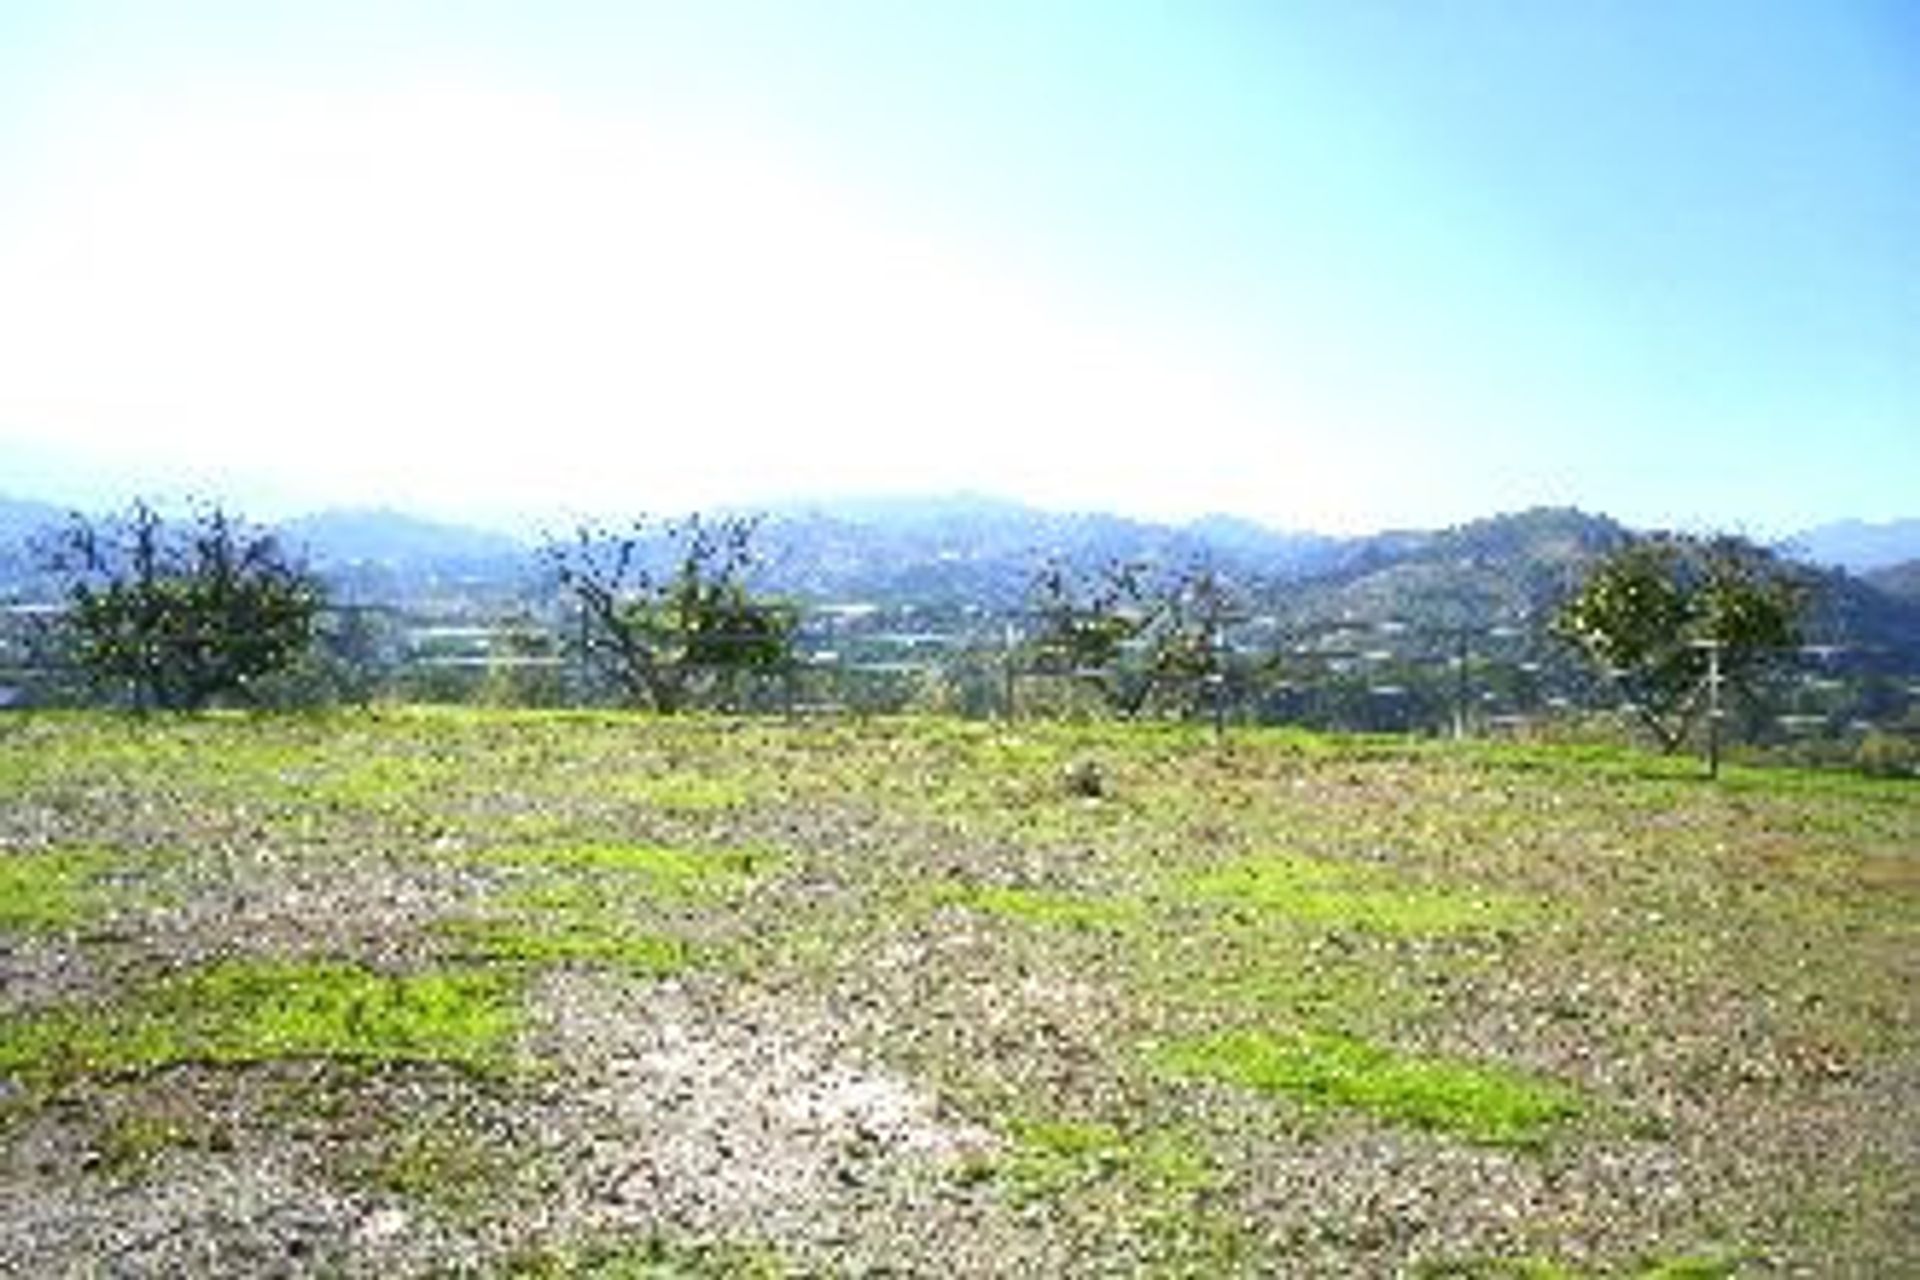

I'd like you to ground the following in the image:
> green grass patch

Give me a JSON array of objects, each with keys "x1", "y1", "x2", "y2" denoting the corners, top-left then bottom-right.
[
  {"x1": 990, "y1": 1117, "x2": 1216, "y2": 1201},
  {"x1": 1135, "y1": 921, "x2": 1437, "y2": 1033},
  {"x1": 966, "y1": 1114, "x2": 1252, "y2": 1272},
  {"x1": 946, "y1": 884, "x2": 1144, "y2": 932},
  {"x1": 0, "y1": 959, "x2": 518, "y2": 1090},
  {"x1": 1154, "y1": 1029, "x2": 1579, "y2": 1146},
  {"x1": 0, "y1": 848, "x2": 115, "y2": 931},
  {"x1": 616, "y1": 774, "x2": 757, "y2": 812},
  {"x1": 1179, "y1": 853, "x2": 1527, "y2": 936},
  {"x1": 362, "y1": 1120, "x2": 518, "y2": 1215},
  {"x1": 1633, "y1": 1252, "x2": 1744, "y2": 1279},
  {"x1": 442, "y1": 840, "x2": 762, "y2": 975},
  {"x1": 186, "y1": 961, "x2": 516, "y2": 1066},
  {"x1": 89, "y1": 1108, "x2": 203, "y2": 1181},
  {"x1": 293, "y1": 751, "x2": 466, "y2": 811},
  {"x1": 438, "y1": 915, "x2": 689, "y2": 975}
]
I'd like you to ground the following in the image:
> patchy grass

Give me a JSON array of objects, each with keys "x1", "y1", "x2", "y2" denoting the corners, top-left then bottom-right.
[
  {"x1": 944, "y1": 884, "x2": 1144, "y2": 932},
  {"x1": 989, "y1": 1117, "x2": 1216, "y2": 1202},
  {"x1": 0, "y1": 848, "x2": 115, "y2": 931},
  {"x1": 1, "y1": 709, "x2": 1913, "y2": 1276},
  {"x1": 437, "y1": 914, "x2": 690, "y2": 975},
  {"x1": 1632, "y1": 1252, "x2": 1745, "y2": 1279},
  {"x1": 615, "y1": 774, "x2": 758, "y2": 813},
  {"x1": 1178, "y1": 853, "x2": 1527, "y2": 935},
  {"x1": 1154, "y1": 1029, "x2": 1581, "y2": 1147},
  {"x1": 499, "y1": 1236, "x2": 791, "y2": 1278},
  {"x1": 89, "y1": 1108, "x2": 202, "y2": 1181},
  {"x1": 186, "y1": 961, "x2": 517, "y2": 1068},
  {"x1": 0, "y1": 959, "x2": 519, "y2": 1090},
  {"x1": 437, "y1": 839, "x2": 771, "y2": 975},
  {"x1": 1415, "y1": 1260, "x2": 1579, "y2": 1279},
  {"x1": 363, "y1": 1120, "x2": 519, "y2": 1216},
  {"x1": 467, "y1": 842, "x2": 773, "y2": 897},
  {"x1": 967, "y1": 1116, "x2": 1251, "y2": 1273}
]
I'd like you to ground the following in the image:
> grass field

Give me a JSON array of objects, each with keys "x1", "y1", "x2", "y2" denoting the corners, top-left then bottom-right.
[{"x1": 1, "y1": 708, "x2": 1914, "y2": 1276}]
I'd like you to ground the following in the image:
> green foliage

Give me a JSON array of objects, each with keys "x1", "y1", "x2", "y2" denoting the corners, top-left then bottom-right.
[
  {"x1": 1154, "y1": 1029, "x2": 1580, "y2": 1146},
  {"x1": 42, "y1": 500, "x2": 324, "y2": 711},
  {"x1": 1554, "y1": 534, "x2": 1809, "y2": 752}
]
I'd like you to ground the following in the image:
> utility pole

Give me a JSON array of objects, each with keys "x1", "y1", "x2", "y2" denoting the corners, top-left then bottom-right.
[
  {"x1": 1002, "y1": 620, "x2": 1019, "y2": 723},
  {"x1": 1704, "y1": 637, "x2": 1724, "y2": 780},
  {"x1": 1210, "y1": 621, "x2": 1228, "y2": 745},
  {"x1": 1452, "y1": 627, "x2": 1471, "y2": 741}
]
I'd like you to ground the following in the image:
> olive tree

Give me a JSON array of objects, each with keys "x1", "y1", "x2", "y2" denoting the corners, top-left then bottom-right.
[
  {"x1": 1553, "y1": 533, "x2": 1809, "y2": 752},
  {"x1": 543, "y1": 513, "x2": 794, "y2": 712},
  {"x1": 41, "y1": 500, "x2": 324, "y2": 711},
  {"x1": 1027, "y1": 558, "x2": 1238, "y2": 717}
]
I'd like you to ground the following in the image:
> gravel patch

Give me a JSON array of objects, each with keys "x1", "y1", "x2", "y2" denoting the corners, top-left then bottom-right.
[{"x1": 519, "y1": 971, "x2": 1071, "y2": 1275}]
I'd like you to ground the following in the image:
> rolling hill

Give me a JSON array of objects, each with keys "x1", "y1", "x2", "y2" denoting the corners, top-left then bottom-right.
[{"x1": 2, "y1": 491, "x2": 1916, "y2": 670}]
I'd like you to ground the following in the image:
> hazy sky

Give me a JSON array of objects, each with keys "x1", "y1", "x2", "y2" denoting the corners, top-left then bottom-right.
[{"x1": 1, "y1": 2, "x2": 1913, "y2": 534}]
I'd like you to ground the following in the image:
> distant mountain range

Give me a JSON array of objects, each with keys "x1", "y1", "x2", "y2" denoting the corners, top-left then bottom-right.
[
  {"x1": 1788, "y1": 519, "x2": 1920, "y2": 573},
  {"x1": 3, "y1": 490, "x2": 1918, "y2": 664},
  {"x1": 1865, "y1": 560, "x2": 1920, "y2": 605}
]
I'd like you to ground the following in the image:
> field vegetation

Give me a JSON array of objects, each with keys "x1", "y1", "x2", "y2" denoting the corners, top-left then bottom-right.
[{"x1": 0, "y1": 708, "x2": 1913, "y2": 1275}]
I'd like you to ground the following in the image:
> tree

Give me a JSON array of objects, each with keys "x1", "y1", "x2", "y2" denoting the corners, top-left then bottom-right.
[
  {"x1": 41, "y1": 500, "x2": 324, "y2": 711},
  {"x1": 543, "y1": 513, "x2": 795, "y2": 712},
  {"x1": 1027, "y1": 558, "x2": 1239, "y2": 717},
  {"x1": 1553, "y1": 533, "x2": 1810, "y2": 752}
]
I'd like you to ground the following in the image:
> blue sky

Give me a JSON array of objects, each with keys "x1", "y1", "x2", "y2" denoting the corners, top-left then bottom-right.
[{"x1": 0, "y1": 1, "x2": 1913, "y2": 534}]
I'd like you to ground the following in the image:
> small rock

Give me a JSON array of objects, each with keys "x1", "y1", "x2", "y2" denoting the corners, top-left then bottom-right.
[
  {"x1": 1061, "y1": 758, "x2": 1104, "y2": 798},
  {"x1": 356, "y1": 1207, "x2": 410, "y2": 1243}
]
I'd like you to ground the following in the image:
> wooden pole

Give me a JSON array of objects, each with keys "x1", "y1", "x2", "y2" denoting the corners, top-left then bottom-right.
[
  {"x1": 1002, "y1": 621, "x2": 1018, "y2": 723},
  {"x1": 1705, "y1": 638, "x2": 1723, "y2": 780},
  {"x1": 1453, "y1": 628, "x2": 1470, "y2": 741},
  {"x1": 1211, "y1": 623, "x2": 1227, "y2": 745}
]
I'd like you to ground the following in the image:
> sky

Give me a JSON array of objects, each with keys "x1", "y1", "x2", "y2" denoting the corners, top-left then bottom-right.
[{"x1": 0, "y1": 1, "x2": 1914, "y2": 536}]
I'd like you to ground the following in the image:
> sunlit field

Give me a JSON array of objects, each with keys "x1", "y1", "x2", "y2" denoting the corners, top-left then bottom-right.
[{"x1": 1, "y1": 709, "x2": 1914, "y2": 1276}]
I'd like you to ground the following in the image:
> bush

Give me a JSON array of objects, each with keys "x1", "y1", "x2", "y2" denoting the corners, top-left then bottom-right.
[
  {"x1": 40, "y1": 501, "x2": 323, "y2": 711},
  {"x1": 1854, "y1": 730, "x2": 1919, "y2": 779}
]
